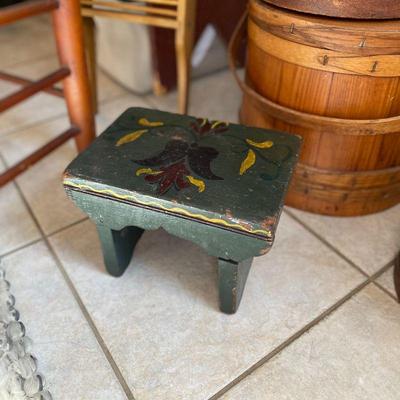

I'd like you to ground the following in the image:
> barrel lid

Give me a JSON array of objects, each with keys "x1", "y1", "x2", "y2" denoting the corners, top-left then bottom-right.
[{"x1": 261, "y1": 0, "x2": 400, "y2": 19}]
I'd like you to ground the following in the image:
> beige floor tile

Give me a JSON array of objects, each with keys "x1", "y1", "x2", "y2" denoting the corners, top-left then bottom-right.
[
  {"x1": 3, "y1": 56, "x2": 127, "y2": 103},
  {"x1": 15, "y1": 141, "x2": 85, "y2": 235},
  {"x1": 376, "y1": 266, "x2": 398, "y2": 298},
  {"x1": 0, "y1": 80, "x2": 66, "y2": 138},
  {"x1": 221, "y1": 284, "x2": 400, "y2": 400},
  {"x1": 146, "y1": 69, "x2": 243, "y2": 123},
  {"x1": 0, "y1": 56, "x2": 128, "y2": 137},
  {"x1": 0, "y1": 16, "x2": 63, "y2": 137},
  {"x1": 0, "y1": 92, "x2": 152, "y2": 235},
  {"x1": 95, "y1": 93, "x2": 154, "y2": 133},
  {"x1": 0, "y1": 159, "x2": 40, "y2": 255},
  {"x1": 0, "y1": 115, "x2": 71, "y2": 165},
  {"x1": 0, "y1": 15, "x2": 56, "y2": 69},
  {"x1": 287, "y1": 205, "x2": 400, "y2": 276},
  {"x1": 0, "y1": 116, "x2": 84, "y2": 235},
  {"x1": 1, "y1": 241, "x2": 127, "y2": 400},
  {"x1": 50, "y1": 213, "x2": 364, "y2": 400}
]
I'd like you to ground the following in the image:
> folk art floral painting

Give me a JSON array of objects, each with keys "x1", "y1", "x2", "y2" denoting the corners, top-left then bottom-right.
[{"x1": 113, "y1": 115, "x2": 292, "y2": 195}]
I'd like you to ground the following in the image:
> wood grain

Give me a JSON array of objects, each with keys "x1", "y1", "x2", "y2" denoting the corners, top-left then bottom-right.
[
  {"x1": 0, "y1": 0, "x2": 95, "y2": 187},
  {"x1": 0, "y1": 0, "x2": 57, "y2": 26},
  {"x1": 52, "y1": 0, "x2": 95, "y2": 151},
  {"x1": 248, "y1": 20, "x2": 400, "y2": 77},
  {"x1": 261, "y1": 0, "x2": 400, "y2": 19},
  {"x1": 233, "y1": 1, "x2": 400, "y2": 215},
  {"x1": 249, "y1": 2, "x2": 400, "y2": 56},
  {"x1": 80, "y1": 0, "x2": 195, "y2": 113}
]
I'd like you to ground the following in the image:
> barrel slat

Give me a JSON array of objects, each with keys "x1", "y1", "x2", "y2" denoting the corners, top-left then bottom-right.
[{"x1": 239, "y1": 0, "x2": 400, "y2": 215}]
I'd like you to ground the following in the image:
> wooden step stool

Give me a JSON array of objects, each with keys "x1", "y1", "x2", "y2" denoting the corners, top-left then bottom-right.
[{"x1": 63, "y1": 108, "x2": 301, "y2": 313}]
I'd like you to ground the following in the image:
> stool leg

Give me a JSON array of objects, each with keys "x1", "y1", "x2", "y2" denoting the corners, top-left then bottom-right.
[
  {"x1": 96, "y1": 225, "x2": 144, "y2": 277},
  {"x1": 218, "y1": 257, "x2": 253, "y2": 314},
  {"x1": 52, "y1": 0, "x2": 95, "y2": 152},
  {"x1": 83, "y1": 15, "x2": 98, "y2": 114},
  {"x1": 175, "y1": 0, "x2": 196, "y2": 114}
]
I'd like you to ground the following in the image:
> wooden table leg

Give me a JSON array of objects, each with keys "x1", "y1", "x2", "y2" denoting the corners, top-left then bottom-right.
[
  {"x1": 218, "y1": 257, "x2": 253, "y2": 314},
  {"x1": 96, "y1": 225, "x2": 144, "y2": 277},
  {"x1": 394, "y1": 251, "x2": 400, "y2": 302}
]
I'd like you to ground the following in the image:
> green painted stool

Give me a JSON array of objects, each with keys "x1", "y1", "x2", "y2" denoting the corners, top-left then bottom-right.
[{"x1": 63, "y1": 108, "x2": 301, "y2": 313}]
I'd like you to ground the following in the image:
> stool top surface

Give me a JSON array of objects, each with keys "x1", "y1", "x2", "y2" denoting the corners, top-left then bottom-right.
[{"x1": 64, "y1": 108, "x2": 301, "y2": 241}]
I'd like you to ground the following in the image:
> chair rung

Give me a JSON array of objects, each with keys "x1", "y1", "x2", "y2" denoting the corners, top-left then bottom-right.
[
  {"x1": 81, "y1": 7, "x2": 178, "y2": 29},
  {"x1": 116, "y1": 0, "x2": 178, "y2": 6},
  {"x1": 0, "y1": 72, "x2": 64, "y2": 98},
  {"x1": 0, "y1": 0, "x2": 58, "y2": 26},
  {"x1": 81, "y1": 0, "x2": 178, "y2": 17},
  {"x1": 0, "y1": 126, "x2": 80, "y2": 187},
  {"x1": 0, "y1": 67, "x2": 70, "y2": 113}
]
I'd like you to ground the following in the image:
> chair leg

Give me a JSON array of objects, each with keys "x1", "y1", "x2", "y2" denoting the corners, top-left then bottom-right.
[
  {"x1": 51, "y1": 0, "x2": 95, "y2": 152},
  {"x1": 83, "y1": 15, "x2": 98, "y2": 114},
  {"x1": 175, "y1": 0, "x2": 196, "y2": 114},
  {"x1": 394, "y1": 251, "x2": 400, "y2": 302}
]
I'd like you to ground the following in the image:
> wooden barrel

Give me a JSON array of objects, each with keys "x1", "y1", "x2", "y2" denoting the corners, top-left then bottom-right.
[
  {"x1": 262, "y1": 0, "x2": 400, "y2": 20},
  {"x1": 229, "y1": 0, "x2": 400, "y2": 216}
]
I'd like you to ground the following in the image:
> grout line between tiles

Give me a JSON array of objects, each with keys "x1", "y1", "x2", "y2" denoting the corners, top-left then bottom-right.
[
  {"x1": 0, "y1": 87, "x2": 134, "y2": 140},
  {"x1": 0, "y1": 216, "x2": 89, "y2": 262},
  {"x1": 46, "y1": 216, "x2": 89, "y2": 238},
  {"x1": 208, "y1": 260, "x2": 394, "y2": 400},
  {"x1": 0, "y1": 112, "x2": 69, "y2": 140},
  {"x1": 372, "y1": 274, "x2": 398, "y2": 303},
  {"x1": 0, "y1": 238, "x2": 43, "y2": 260},
  {"x1": 0, "y1": 155, "x2": 135, "y2": 400},
  {"x1": 284, "y1": 208, "x2": 399, "y2": 303},
  {"x1": 0, "y1": 51, "x2": 58, "y2": 71},
  {"x1": 283, "y1": 208, "x2": 370, "y2": 278},
  {"x1": 44, "y1": 239, "x2": 136, "y2": 400}
]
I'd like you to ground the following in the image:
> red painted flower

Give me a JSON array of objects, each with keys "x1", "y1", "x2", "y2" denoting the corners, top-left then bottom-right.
[
  {"x1": 133, "y1": 139, "x2": 222, "y2": 194},
  {"x1": 143, "y1": 161, "x2": 190, "y2": 194}
]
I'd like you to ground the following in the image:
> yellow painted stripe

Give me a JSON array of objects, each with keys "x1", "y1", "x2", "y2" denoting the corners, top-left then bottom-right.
[{"x1": 64, "y1": 180, "x2": 272, "y2": 238}]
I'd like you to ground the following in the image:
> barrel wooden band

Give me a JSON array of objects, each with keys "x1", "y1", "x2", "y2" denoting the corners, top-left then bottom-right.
[
  {"x1": 292, "y1": 163, "x2": 400, "y2": 203},
  {"x1": 228, "y1": 12, "x2": 400, "y2": 136},
  {"x1": 295, "y1": 162, "x2": 400, "y2": 190},
  {"x1": 249, "y1": 0, "x2": 400, "y2": 56},
  {"x1": 259, "y1": 0, "x2": 400, "y2": 20},
  {"x1": 249, "y1": 14, "x2": 400, "y2": 56},
  {"x1": 248, "y1": 19, "x2": 400, "y2": 77}
]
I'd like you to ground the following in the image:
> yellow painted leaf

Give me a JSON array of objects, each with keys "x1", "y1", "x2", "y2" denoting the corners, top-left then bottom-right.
[
  {"x1": 246, "y1": 139, "x2": 274, "y2": 149},
  {"x1": 116, "y1": 130, "x2": 147, "y2": 146},
  {"x1": 136, "y1": 168, "x2": 162, "y2": 176},
  {"x1": 187, "y1": 175, "x2": 205, "y2": 192},
  {"x1": 211, "y1": 120, "x2": 228, "y2": 129},
  {"x1": 138, "y1": 118, "x2": 163, "y2": 127},
  {"x1": 239, "y1": 149, "x2": 256, "y2": 175}
]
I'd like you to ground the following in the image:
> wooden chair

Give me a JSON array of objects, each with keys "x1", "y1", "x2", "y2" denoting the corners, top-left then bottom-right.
[
  {"x1": 80, "y1": 0, "x2": 196, "y2": 114},
  {"x1": 0, "y1": 0, "x2": 95, "y2": 187},
  {"x1": 395, "y1": 251, "x2": 400, "y2": 302}
]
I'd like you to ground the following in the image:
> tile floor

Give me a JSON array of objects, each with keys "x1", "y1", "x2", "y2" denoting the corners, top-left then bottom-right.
[{"x1": 0, "y1": 15, "x2": 400, "y2": 400}]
